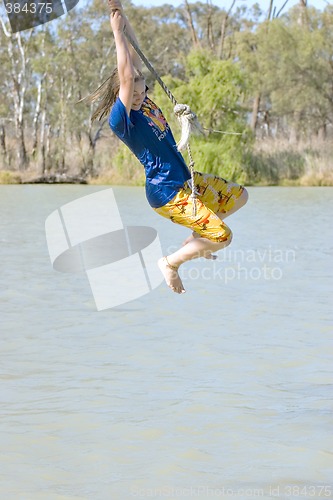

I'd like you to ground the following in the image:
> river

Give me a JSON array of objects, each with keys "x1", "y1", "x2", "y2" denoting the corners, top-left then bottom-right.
[{"x1": 0, "y1": 185, "x2": 332, "y2": 499}]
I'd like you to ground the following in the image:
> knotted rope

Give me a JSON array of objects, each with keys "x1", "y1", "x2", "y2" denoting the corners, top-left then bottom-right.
[
  {"x1": 173, "y1": 103, "x2": 203, "y2": 151},
  {"x1": 124, "y1": 29, "x2": 201, "y2": 216}
]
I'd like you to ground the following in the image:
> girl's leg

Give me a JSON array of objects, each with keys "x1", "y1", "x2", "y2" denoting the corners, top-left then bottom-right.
[
  {"x1": 182, "y1": 184, "x2": 248, "y2": 252},
  {"x1": 155, "y1": 174, "x2": 242, "y2": 294},
  {"x1": 216, "y1": 188, "x2": 248, "y2": 220},
  {"x1": 182, "y1": 230, "x2": 217, "y2": 259},
  {"x1": 158, "y1": 235, "x2": 231, "y2": 294},
  {"x1": 182, "y1": 189, "x2": 248, "y2": 247}
]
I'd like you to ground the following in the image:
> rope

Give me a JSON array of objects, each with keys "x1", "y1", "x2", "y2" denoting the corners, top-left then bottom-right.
[
  {"x1": 203, "y1": 127, "x2": 242, "y2": 135},
  {"x1": 187, "y1": 144, "x2": 197, "y2": 217},
  {"x1": 174, "y1": 103, "x2": 203, "y2": 151},
  {"x1": 124, "y1": 29, "x2": 199, "y2": 217},
  {"x1": 124, "y1": 30, "x2": 178, "y2": 106}
]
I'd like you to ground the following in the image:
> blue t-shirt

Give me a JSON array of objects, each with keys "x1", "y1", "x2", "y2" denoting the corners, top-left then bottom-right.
[{"x1": 109, "y1": 96, "x2": 191, "y2": 208}]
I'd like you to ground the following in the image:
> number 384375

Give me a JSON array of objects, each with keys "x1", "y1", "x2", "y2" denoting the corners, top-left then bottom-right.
[
  {"x1": 284, "y1": 485, "x2": 332, "y2": 497},
  {"x1": 5, "y1": 3, "x2": 53, "y2": 14}
]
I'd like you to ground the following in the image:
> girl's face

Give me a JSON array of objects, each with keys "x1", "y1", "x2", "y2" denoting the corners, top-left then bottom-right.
[{"x1": 131, "y1": 79, "x2": 146, "y2": 110}]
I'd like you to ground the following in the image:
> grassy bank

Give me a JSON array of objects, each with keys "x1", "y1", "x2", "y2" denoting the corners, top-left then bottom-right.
[
  {"x1": 244, "y1": 139, "x2": 333, "y2": 187},
  {"x1": 1, "y1": 139, "x2": 332, "y2": 187}
]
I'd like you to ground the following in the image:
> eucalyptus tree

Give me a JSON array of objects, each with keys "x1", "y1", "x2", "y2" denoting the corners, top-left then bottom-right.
[
  {"x1": 0, "y1": 13, "x2": 35, "y2": 169},
  {"x1": 247, "y1": 5, "x2": 333, "y2": 141}
]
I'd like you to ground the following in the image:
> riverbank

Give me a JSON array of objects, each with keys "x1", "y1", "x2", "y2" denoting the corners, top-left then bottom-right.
[
  {"x1": 2, "y1": 167, "x2": 331, "y2": 187},
  {"x1": 1, "y1": 139, "x2": 332, "y2": 186}
]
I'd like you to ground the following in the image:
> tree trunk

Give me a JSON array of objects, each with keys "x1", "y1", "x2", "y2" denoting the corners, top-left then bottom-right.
[
  {"x1": 1, "y1": 24, "x2": 30, "y2": 170},
  {"x1": 15, "y1": 112, "x2": 28, "y2": 170},
  {"x1": 250, "y1": 0, "x2": 274, "y2": 136},
  {"x1": 267, "y1": 0, "x2": 274, "y2": 21},
  {"x1": 45, "y1": 124, "x2": 51, "y2": 173},
  {"x1": 81, "y1": 118, "x2": 106, "y2": 178},
  {"x1": 0, "y1": 124, "x2": 10, "y2": 168},
  {"x1": 59, "y1": 76, "x2": 67, "y2": 174},
  {"x1": 184, "y1": 0, "x2": 199, "y2": 48},
  {"x1": 32, "y1": 75, "x2": 45, "y2": 159},
  {"x1": 263, "y1": 110, "x2": 271, "y2": 137},
  {"x1": 298, "y1": 0, "x2": 308, "y2": 26},
  {"x1": 251, "y1": 93, "x2": 261, "y2": 132},
  {"x1": 206, "y1": 0, "x2": 215, "y2": 51},
  {"x1": 289, "y1": 110, "x2": 301, "y2": 143},
  {"x1": 218, "y1": 0, "x2": 236, "y2": 59},
  {"x1": 15, "y1": 32, "x2": 29, "y2": 169},
  {"x1": 39, "y1": 109, "x2": 46, "y2": 174}
]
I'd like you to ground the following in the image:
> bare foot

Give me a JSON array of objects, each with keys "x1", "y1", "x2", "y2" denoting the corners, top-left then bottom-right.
[
  {"x1": 158, "y1": 257, "x2": 185, "y2": 294},
  {"x1": 182, "y1": 233, "x2": 217, "y2": 260}
]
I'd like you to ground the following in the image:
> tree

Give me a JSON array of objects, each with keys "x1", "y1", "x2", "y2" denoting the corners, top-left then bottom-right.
[
  {"x1": 0, "y1": 16, "x2": 33, "y2": 169},
  {"x1": 152, "y1": 49, "x2": 251, "y2": 181}
]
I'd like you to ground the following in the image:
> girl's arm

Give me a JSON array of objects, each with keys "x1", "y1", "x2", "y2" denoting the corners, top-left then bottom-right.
[
  {"x1": 111, "y1": 10, "x2": 135, "y2": 115},
  {"x1": 108, "y1": 0, "x2": 143, "y2": 71}
]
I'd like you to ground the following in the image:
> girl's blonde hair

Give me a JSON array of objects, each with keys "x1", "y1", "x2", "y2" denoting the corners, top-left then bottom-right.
[{"x1": 79, "y1": 67, "x2": 145, "y2": 122}]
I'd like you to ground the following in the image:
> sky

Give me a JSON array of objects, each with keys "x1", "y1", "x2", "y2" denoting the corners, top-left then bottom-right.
[{"x1": 130, "y1": 0, "x2": 331, "y2": 11}]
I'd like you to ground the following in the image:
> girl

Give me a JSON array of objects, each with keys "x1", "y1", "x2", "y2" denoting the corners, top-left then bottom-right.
[{"x1": 90, "y1": 0, "x2": 248, "y2": 294}]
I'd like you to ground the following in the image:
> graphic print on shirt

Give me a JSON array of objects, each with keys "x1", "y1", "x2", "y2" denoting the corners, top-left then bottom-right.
[{"x1": 141, "y1": 98, "x2": 170, "y2": 141}]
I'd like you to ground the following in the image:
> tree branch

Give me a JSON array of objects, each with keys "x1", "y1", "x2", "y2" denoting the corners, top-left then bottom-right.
[
  {"x1": 218, "y1": 0, "x2": 236, "y2": 59},
  {"x1": 0, "y1": 15, "x2": 11, "y2": 37}
]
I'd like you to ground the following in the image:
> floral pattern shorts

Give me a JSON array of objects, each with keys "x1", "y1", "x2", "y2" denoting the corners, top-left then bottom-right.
[{"x1": 153, "y1": 171, "x2": 244, "y2": 242}]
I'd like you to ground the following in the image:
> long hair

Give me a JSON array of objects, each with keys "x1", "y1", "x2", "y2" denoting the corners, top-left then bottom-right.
[{"x1": 78, "y1": 67, "x2": 145, "y2": 122}]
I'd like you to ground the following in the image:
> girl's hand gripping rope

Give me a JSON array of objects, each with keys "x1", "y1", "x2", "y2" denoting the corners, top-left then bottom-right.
[
  {"x1": 108, "y1": 0, "x2": 123, "y2": 14},
  {"x1": 110, "y1": 8, "x2": 125, "y2": 32}
]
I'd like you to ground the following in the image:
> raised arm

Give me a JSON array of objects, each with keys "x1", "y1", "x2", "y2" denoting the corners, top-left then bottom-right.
[
  {"x1": 108, "y1": 0, "x2": 143, "y2": 72},
  {"x1": 110, "y1": 9, "x2": 135, "y2": 115}
]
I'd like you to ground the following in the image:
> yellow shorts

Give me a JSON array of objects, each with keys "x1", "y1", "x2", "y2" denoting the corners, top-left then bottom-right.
[{"x1": 153, "y1": 171, "x2": 244, "y2": 242}]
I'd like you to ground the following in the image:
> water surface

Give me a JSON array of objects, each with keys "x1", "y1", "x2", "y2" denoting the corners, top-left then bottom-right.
[{"x1": 0, "y1": 185, "x2": 332, "y2": 499}]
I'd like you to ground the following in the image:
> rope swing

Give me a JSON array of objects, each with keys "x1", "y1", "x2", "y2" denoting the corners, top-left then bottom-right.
[{"x1": 123, "y1": 29, "x2": 202, "y2": 217}]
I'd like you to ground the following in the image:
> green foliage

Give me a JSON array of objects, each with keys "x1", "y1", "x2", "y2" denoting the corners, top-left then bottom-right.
[
  {"x1": 185, "y1": 136, "x2": 248, "y2": 184},
  {"x1": 0, "y1": 0, "x2": 333, "y2": 184},
  {"x1": 237, "y1": 6, "x2": 333, "y2": 134},
  {"x1": 0, "y1": 170, "x2": 21, "y2": 184},
  {"x1": 244, "y1": 149, "x2": 306, "y2": 185},
  {"x1": 152, "y1": 49, "x2": 252, "y2": 182}
]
